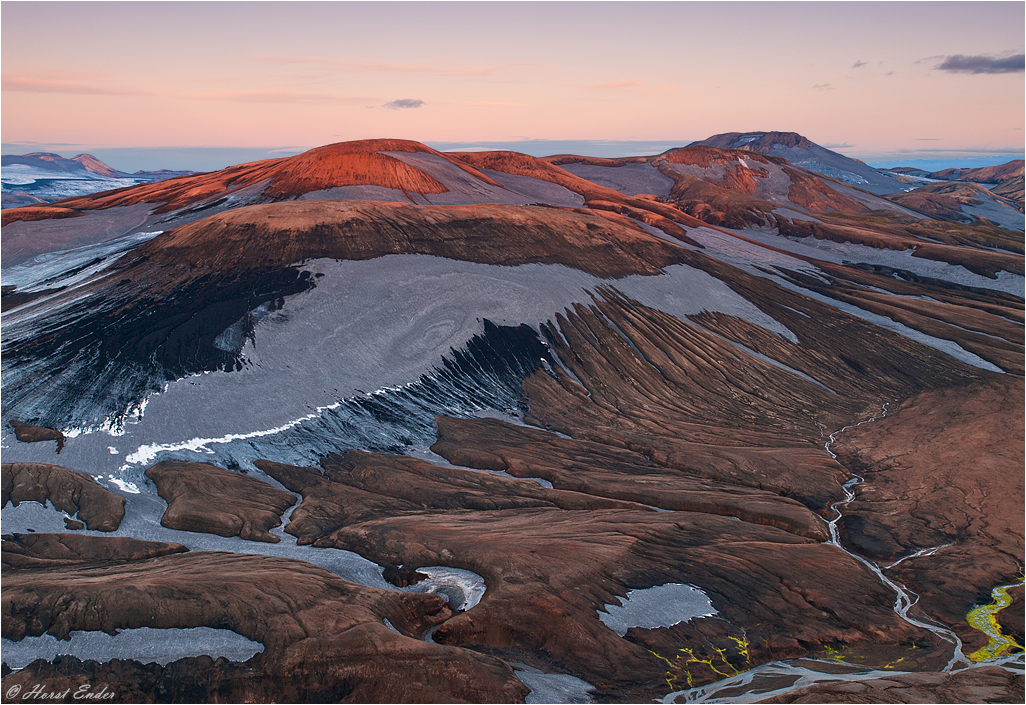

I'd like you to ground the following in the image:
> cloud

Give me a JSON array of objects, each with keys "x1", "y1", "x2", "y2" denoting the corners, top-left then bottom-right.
[
  {"x1": 2, "y1": 74, "x2": 150, "y2": 96},
  {"x1": 934, "y1": 54, "x2": 1025, "y2": 74},
  {"x1": 852, "y1": 60, "x2": 868, "y2": 69},
  {"x1": 823, "y1": 142, "x2": 854, "y2": 149},
  {"x1": 914, "y1": 138, "x2": 942, "y2": 141},
  {"x1": 383, "y1": 98, "x2": 425, "y2": 110},
  {"x1": 812, "y1": 83, "x2": 833, "y2": 91}
]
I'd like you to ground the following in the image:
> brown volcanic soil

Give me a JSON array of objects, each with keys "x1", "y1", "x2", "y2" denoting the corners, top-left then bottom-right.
[
  {"x1": 991, "y1": 174, "x2": 1025, "y2": 211},
  {"x1": 8, "y1": 420, "x2": 65, "y2": 453},
  {"x1": 0, "y1": 205, "x2": 82, "y2": 227},
  {"x1": 832, "y1": 377, "x2": 1025, "y2": 651},
  {"x1": 888, "y1": 181, "x2": 1016, "y2": 223},
  {"x1": 758, "y1": 665, "x2": 1024, "y2": 703},
  {"x1": 1, "y1": 534, "x2": 528, "y2": 703},
  {"x1": 764, "y1": 261, "x2": 1025, "y2": 375},
  {"x1": 145, "y1": 461, "x2": 297, "y2": 543},
  {"x1": 775, "y1": 212, "x2": 1023, "y2": 277},
  {"x1": 12, "y1": 139, "x2": 500, "y2": 218},
  {"x1": 2, "y1": 463, "x2": 125, "y2": 531},
  {"x1": 430, "y1": 416, "x2": 829, "y2": 539},
  {"x1": 269, "y1": 449, "x2": 934, "y2": 697},
  {"x1": 2, "y1": 532, "x2": 188, "y2": 569},
  {"x1": 124, "y1": 199, "x2": 688, "y2": 279}
]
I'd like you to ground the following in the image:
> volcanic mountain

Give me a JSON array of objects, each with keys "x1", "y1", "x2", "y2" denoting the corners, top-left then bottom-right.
[
  {"x1": 890, "y1": 180, "x2": 1024, "y2": 231},
  {"x1": 692, "y1": 131, "x2": 908, "y2": 195},
  {"x1": 1, "y1": 137, "x2": 1024, "y2": 702},
  {"x1": 0, "y1": 139, "x2": 588, "y2": 264},
  {"x1": 931, "y1": 159, "x2": 1024, "y2": 184}
]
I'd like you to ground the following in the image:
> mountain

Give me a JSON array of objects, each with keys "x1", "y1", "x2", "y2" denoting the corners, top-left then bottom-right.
[
  {"x1": 889, "y1": 181, "x2": 1024, "y2": 230},
  {"x1": 930, "y1": 160, "x2": 1025, "y2": 214},
  {"x1": 692, "y1": 131, "x2": 908, "y2": 195},
  {"x1": 931, "y1": 159, "x2": 1024, "y2": 184},
  {"x1": 991, "y1": 174, "x2": 1025, "y2": 212},
  {"x1": 1, "y1": 136, "x2": 1023, "y2": 703},
  {"x1": 1, "y1": 152, "x2": 194, "y2": 209}
]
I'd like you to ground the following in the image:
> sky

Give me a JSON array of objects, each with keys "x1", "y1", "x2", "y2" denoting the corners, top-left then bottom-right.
[{"x1": 2, "y1": 1, "x2": 1024, "y2": 171}]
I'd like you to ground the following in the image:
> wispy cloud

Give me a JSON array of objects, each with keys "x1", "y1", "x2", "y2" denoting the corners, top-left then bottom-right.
[
  {"x1": 383, "y1": 98, "x2": 425, "y2": 110},
  {"x1": 255, "y1": 56, "x2": 539, "y2": 76},
  {"x1": 934, "y1": 54, "x2": 1025, "y2": 74},
  {"x1": 812, "y1": 83, "x2": 833, "y2": 91},
  {"x1": 852, "y1": 60, "x2": 868, "y2": 69},
  {"x1": 823, "y1": 142, "x2": 854, "y2": 149},
  {"x1": 2, "y1": 74, "x2": 151, "y2": 96},
  {"x1": 587, "y1": 79, "x2": 676, "y2": 94},
  {"x1": 914, "y1": 138, "x2": 942, "y2": 141}
]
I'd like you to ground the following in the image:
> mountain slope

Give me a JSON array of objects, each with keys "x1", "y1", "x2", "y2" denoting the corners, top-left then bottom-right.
[
  {"x1": 693, "y1": 131, "x2": 907, "y2": 195},
  {"x1": 890, "y1": 181, "x2": 1024, "y2": 230},
  {"x1": 931, "y1": 159, "x2": 1024, "y2": 184},
  {"x1": 1, "y1": 135, "x2": 1023, "y2": 703}
]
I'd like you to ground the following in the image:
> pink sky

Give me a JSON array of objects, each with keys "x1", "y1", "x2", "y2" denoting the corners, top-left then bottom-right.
[{"x1": 2, "y1": 1, "x2": 1023, "y2": 162}]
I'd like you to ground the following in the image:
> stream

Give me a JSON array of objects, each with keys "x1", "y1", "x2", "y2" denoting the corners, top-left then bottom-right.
[{"x1": 660, "y1": 402, "x2": 1023, "y2": 703}]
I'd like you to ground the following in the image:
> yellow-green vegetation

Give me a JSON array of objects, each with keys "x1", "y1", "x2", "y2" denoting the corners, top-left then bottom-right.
[
  {"x1": 821, "y1": 643, "x2": 847, "y2": 662},
  {"x1": 966, "y1": 580, "x2": 1024, "y2": 663},
  {"x1": 881, "y1": 656, "x2": 906, "y2": 670},
  {"x1": 650, "y1": 634, "x2": 753, "y2": 690}
]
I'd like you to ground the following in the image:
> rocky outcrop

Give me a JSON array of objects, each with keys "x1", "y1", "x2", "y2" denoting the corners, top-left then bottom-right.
[
  {"x1": 7, "y1": 420, "x2": 65, "y2": 453},
  {"x1": 2, "y1": 533, "x2": 187, "y2": 569},
  {"x1": 126, "y1": 199, "x2": 686, "y2": 278},
  {"x1": 1, "y1": 534, "x2": 527, "y2": 703},
  {"x1": 2, "y1": 463, "x2": 125, "y2": 531},
  {"x1": 145, "y1": 461, "x2": 296, "y2": 543}
]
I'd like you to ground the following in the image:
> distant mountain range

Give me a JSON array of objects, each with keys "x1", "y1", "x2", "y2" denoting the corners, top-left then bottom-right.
[
  {"x1": 1, "y1": 152, "x2": 194, "y2": 208},
  {"x1": 3, "y1": 133, "x2": 1022, "y2": 265},
  {"x1": 881, "y1": 159, "x2": 1025, "y2": 215}
]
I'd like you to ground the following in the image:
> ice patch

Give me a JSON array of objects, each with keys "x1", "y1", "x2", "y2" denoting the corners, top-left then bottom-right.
[
  {"x1": 617, "y1": 262, "x2": 799, "y2": 343},
  {"x1": 513, "y1": 662, "x2": 596, "y2": 704},
  {"x1": 599, "y1": 583, "x2": 716, "y2": 637},
  {"x1": 0, "y1": 627, "x2": 263, "y2": 669},
  {"x1": 399, "y1": 566, "x2": 487, "y2": 612},
  {"x1": 106, "y1": 475, "x2": 140, "y2": 494},
  {"x1": 2, "y1": 500, "x2": 74, "y2": 534}
]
